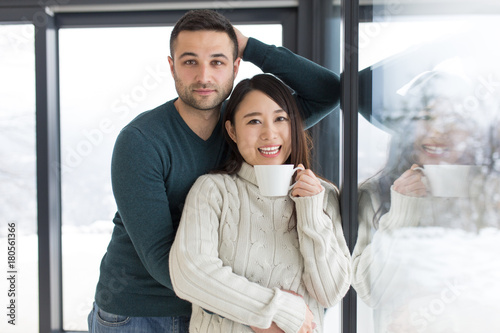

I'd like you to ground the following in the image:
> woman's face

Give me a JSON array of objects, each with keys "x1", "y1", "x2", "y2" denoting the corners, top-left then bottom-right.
[
  {"x1": 412, "y1": 100, "x2": 473, "y2": 165},
  {"x1": 225, "y1": 90, "x2": 292, "y2": 166}
]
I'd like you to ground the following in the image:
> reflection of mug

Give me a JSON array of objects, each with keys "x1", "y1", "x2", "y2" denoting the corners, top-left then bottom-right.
[
  {"x1": 254, "y1": 164, "x2": 304, "y2": 197},
  {"x1": 414, "y1": 165, "x2": 473, "y2": 198}
]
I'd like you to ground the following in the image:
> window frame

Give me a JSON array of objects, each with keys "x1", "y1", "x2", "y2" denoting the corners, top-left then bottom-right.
[
  {"x1": 54, "y1": 8, "x2": 298, "y2": 332},
  {"x1": 2, "y1": 4, "x2": 327, "y2": 333},
  {"x1": 10, "y1": 1, "x2": 497, "y2": 332},
  {"x1": 5, "y1": 1, "x2": 351, "y2": 331}
]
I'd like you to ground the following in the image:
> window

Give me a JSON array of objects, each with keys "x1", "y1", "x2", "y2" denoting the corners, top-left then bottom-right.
[
  {"x1": 356, "y1": 5, "x2": 500, "y2": 332},
  {"x1": 3, "y1": 2, "x2": 500, "y2": 332},
  {"x1": 59, "y1": 23, "x2": 283, "y2": 331},
  {"x1": 0, "y1": 24, "x2": 38, "y2": 333}
]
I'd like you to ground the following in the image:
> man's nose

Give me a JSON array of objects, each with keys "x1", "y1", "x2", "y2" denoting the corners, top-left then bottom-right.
[{"x1": 196, "y1": 63, "x2": 211, "y2": 83}]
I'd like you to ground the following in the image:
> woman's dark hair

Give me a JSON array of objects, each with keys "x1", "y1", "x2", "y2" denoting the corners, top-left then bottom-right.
[
  {"x1": 219, "y1": 74, "x2": 312, "y2": 174},
  {"x1": 369, "y1": 127, "x2": 418, "y2": 226},
  {"x1": 170, "y1": 9, "x2": 238, "y2": 61}
]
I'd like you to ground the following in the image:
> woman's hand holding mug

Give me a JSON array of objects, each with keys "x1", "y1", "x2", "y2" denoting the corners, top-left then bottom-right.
[
  {"x1": 393, "y1": 164, "x2": 428, "y2": 197},
  {"x1": 291, "y1": 164, "x2": 324, "y2": 198}
]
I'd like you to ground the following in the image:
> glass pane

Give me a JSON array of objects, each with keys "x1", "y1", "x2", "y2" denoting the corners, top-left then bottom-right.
[
  {"x1": 356, "y1": 3, "x2": 500, "y2": 333},
  {"x1": 0, "y1": 24, "x2": 38, "y2": 333},
  {"x1": 322, "y1": 4, "x2": 343, "y2": 332},
  {"x1": 59, "y1": 24, "x2": 282, "y2": 330}
]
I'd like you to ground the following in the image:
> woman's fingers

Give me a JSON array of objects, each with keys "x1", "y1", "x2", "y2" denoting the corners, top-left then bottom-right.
[
  {"x1": 393, "y1": 165, "x2": 428, "y2": 197},
  {"x1": 292, "y1": 168, "x2": 323, "y2": 197}
]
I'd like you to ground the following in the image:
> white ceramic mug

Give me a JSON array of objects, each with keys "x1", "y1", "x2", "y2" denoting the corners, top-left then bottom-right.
[
  {"x1": 254, "y1": 164, "x2": 304, "y2": 197},
  {"x1": 413, "y1": 164, "x2": 473, "y2": 198}
]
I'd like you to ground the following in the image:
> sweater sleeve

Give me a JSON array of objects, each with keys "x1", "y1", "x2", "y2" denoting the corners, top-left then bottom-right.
[
  {"x1": 378, "y1": 186, "x2": 428, "y2": 230},
  {"x1": 243, "y1": 37, "x2": 340, "y2": 129},
  {"x1": 170, "y1": 176, "x2": 307, "y2": 333},
  {"x1": 111, "y1": 126, "x2": 175, "y2": 289},
  {"x1": 291, "y1": 181, "x2": 351, "y2": 308},
  {"x1": 351, "y1": 185, "x2": 428, "y2": 306}
]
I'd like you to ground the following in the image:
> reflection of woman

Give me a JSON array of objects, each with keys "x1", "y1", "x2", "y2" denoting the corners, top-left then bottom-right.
[
  {"x1": 352, "y1": 71, "x2": 495, "y2": 332},
  {"x1": 169, "y1": 74, "x2": 351, "y2": 333},
  {"x1": 355, "y1": 71, "x2": 485, "y2": 233}
]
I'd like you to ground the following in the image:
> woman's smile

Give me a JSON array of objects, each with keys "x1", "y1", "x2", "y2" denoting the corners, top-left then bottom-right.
[
  {"x1": 422, "y1": 144, "x2": 448, "y2": 156},
  {"x1": 258, "y1": 145, "x2": 282, "y2": 157}
]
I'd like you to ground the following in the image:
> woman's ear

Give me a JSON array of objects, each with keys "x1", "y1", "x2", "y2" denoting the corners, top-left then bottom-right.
[{"x1": 225, "y1": 120, "x2": 237, "y2": 143}]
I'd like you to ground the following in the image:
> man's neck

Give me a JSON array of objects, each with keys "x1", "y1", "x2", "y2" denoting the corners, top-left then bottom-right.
[{"x1": 174, "y1": 99, "x2": 221, "y2": 141}]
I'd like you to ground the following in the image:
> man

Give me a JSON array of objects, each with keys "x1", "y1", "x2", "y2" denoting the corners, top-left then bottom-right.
[{"x1": 88, "y1": 9, "x2": 340, "y2": 333}]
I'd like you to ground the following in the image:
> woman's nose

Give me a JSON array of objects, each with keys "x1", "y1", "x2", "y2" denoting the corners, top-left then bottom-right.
[
  {"x1": 428, "y1": 117, "x2": 456, "y2": 135},
  {"x1": 260, "y1": 124, "x2": 277, "y2": 140}
]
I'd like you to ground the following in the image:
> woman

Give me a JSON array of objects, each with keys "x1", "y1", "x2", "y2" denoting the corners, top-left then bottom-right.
[
  {"x1": 352, "y1": 70, "x2": 497, "y2": 332},
  {"x1": 169, "y1": 74, "x2": 351, "y2": 333}
]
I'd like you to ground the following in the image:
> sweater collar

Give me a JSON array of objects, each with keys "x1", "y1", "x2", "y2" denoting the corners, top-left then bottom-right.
[{"x1": 237, "y1": 162, "x2": 258, "y2": 186}]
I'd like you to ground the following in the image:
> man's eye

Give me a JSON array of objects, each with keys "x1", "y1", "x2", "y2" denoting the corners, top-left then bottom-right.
[
  {"x1": 212, "y1": 60, "x2": 223, "y2": 66},
  {"x1": 185, "y1": 60, "x2": 196, "y2": 65}
]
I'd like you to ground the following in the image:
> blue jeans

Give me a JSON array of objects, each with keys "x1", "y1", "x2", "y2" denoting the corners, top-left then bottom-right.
[{"x1": 88, "y1": 302, "x2": 190, "y2": 333}]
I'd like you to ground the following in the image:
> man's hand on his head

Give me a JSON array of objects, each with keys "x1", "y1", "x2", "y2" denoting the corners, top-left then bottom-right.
[{"x1": 233, "y1": 27, "x2": 249, "y2": 59}]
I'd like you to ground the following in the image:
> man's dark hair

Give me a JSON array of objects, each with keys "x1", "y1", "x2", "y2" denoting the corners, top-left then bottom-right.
[{"x1": 170, "y1": 9, "x2": 238, "y2": 60}]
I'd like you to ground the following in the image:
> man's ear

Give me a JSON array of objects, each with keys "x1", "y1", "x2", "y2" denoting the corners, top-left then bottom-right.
[
  {"x1": 168, "y1": 56, "x2": 175, "y2": 76},
  {"x1": 225, "y1": 120, "x2": 237, "y2": 142},
  {"x1": 233, "y1": 57, "x2": 241, "y2": 78}
]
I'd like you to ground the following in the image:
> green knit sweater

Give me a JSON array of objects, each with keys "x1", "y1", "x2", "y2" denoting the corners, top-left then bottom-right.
[{"x1": 95, "y1": 37, "x2": 340, "y2": 316}]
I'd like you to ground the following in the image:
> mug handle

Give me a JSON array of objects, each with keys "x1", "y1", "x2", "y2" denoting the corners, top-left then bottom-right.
[
  {"x1": 411, "y1": 166, "x2": 430, "y2": 189},
  {"x1": 288, "y1": 166, "x2": 305, "y2": 190}
]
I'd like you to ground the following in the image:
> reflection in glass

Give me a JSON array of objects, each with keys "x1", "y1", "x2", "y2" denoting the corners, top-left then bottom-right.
[
  {"x1": 0, "y1": 24, "x2": 38, "y2": 333},
  {"x1": 59, "y1": 24, "x2": 283, "y2": 330},
  {"x1": 355, "y1": 4, "x2": 500, "y2": 332}
]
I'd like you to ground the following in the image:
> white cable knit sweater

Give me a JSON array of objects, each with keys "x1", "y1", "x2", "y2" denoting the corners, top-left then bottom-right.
[
  {"x1": 351, "y1": 178, "x2": 500, "y2": 333},
  {"x1": 170, "y1": 162, "x2": 351, "y2": 333}
]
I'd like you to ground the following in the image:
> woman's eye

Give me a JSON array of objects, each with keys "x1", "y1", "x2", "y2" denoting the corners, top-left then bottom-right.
[
  {"x1": 413, "y1": 114, "x2": 432, "y2": 121},
  {"x1": 276, "y1": 116, "x2": 289, "y2": 122},
  {"x1": 248, "y1": 119, "x2": 261, "y2": 124}
]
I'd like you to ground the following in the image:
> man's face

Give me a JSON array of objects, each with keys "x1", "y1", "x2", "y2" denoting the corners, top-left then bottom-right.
[{"x1": 169, "y1": 30, "x2": 240, "y2": 113}]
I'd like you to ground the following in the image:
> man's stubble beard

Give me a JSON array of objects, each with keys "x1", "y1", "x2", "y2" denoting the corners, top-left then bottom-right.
[{"x1": 174, "y1": 73, "x2": 235, "y2": 112}]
